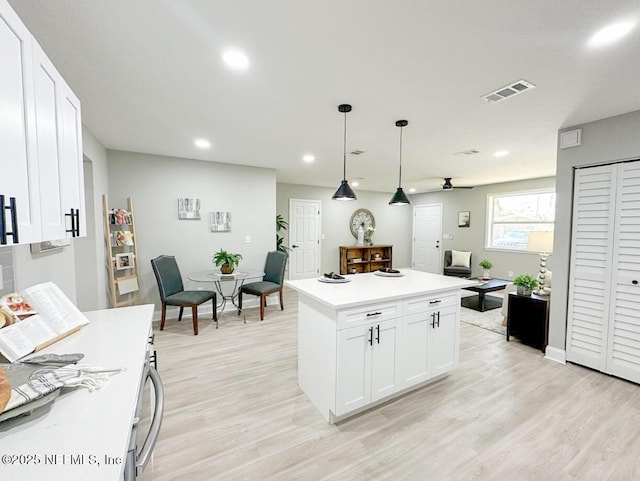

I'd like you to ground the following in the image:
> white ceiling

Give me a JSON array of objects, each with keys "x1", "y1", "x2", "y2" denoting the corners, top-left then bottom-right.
[{"x1": 9, "y1": 0, "x2": 640, "y2": 193}]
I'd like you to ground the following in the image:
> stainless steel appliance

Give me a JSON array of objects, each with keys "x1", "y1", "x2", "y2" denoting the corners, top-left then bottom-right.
[{"x1": 124, "y1": 334, "x2": 164, "y2": 480}]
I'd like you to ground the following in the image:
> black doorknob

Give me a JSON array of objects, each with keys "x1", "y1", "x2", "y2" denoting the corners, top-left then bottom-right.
[
  {"x1": 292, "y1": 245, "x2": 299, "y2": 248},
  {"x1": 633, "y1": 280, "x2": 638, "y2": 285}
]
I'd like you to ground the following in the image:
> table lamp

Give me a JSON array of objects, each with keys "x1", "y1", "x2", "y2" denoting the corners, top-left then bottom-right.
[{"x1": 527, "y1": 231, "x2": 554, "y2": 295}]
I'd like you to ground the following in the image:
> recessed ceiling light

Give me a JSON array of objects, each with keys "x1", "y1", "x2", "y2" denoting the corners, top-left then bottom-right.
[
  {"x1": 589, "y1": 21, "x2": 635, "y2": 47},
  {"x1": 302, "y1": 154, "x2": 315, "y2": 163},
  {"x1": 194, "y1": 139, "x2": 211, "y2": 149},
  {"x1": 408, "y1": 188, "x2": 416, "y2": 193},
  {"x1": 494, "y1": 150, "x2": 509, "y2": 157},
  {"x1": 222, "y1": 49, "x2": 250, "y2": 70}
]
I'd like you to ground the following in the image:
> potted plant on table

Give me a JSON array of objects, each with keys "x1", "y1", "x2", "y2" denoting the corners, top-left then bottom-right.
[
  {"x1": 478, "y1": 259, "x2": 493, "y2": 279},
  {"x1": 513, "y1": 274, "x2": 539, "y2": 296},
  {"x1": 213, "y1": 249, "x2": 243, "y2": 274}
]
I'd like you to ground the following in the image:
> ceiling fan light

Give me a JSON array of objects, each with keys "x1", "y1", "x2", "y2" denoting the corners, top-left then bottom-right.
[
  {"x1": 332, "y1": 180, "x2": 357, "y2": 200},
  {"x1": 389, "y1": 187, "x2": 411, "y2": 205}
]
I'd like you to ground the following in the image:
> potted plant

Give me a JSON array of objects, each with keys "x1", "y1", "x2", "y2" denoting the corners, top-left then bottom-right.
[
  {"x1": 478, "y1": 259, "x2": 493, "y2": 278},
  {"x1": 213, "y1": 249, "x2": 243, "y2": 274},
  {"x1": 513, "y1": 274, "x2": 539, "y2": 296}
]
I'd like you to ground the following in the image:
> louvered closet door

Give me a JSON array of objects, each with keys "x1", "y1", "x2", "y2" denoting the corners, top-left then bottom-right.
[
  {"x1": 566, "y1": 165, "x2": 617, "y2": 371},
  {"x1": 606, "y1": 161, "x2": 640, "y2": 382}
]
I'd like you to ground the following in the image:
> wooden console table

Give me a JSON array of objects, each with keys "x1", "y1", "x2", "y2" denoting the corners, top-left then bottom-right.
[{"x1": 339, "y1": 244, "x2": 392, "y2": 275}]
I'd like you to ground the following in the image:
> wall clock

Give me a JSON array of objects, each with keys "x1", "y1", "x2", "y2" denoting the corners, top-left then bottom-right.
[{"x1": 349, "y1": 208, "x2": 375, "y2": 238}]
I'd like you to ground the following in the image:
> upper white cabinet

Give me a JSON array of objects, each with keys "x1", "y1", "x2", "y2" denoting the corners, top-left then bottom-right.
[
  {"x1": 0, "y1": 0, "x2": 84, "y2": 245},
  {"x1": 0, "y1": 0, "x2": 40, "y2": 244}
]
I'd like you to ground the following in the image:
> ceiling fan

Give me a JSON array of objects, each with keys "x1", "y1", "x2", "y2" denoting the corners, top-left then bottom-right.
[{"x1": 442, "y1": 177, "x2": 474, "y2": 191}]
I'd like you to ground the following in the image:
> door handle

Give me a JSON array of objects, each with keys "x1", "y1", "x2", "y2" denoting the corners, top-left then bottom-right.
[
  {"x1": 368, "y1": 326, "x2": 373, "y2": 346},
  {"x1": 430, "y1": 312, "x2": 436, "y2": 328},
  {"x1": 376, "y1": 324, "x2": 380, "y2": 344},
  {"x1": 1, "y1": 195, "x2": 19, "y2": 245},
  {"x1": 633, "y1": 280, "x2": 638, "y2": 285},
  {"x1": 436, "y1": 311, "x2": 441, "y2": 327},
  {"x1": 292, "y1": 244, "x2": 299, "y2": 248}
]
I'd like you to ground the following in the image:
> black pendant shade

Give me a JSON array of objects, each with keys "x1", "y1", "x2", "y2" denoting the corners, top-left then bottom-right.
[
  {"x1": 332, "y1": 104, "x2": 357, "y2": 201},
  {"x1": 443, "y1": 177, "x2": 453, "y2": 190},
  {"x1": 389, "y1": 119, "x2": 411, "y2": 205}
]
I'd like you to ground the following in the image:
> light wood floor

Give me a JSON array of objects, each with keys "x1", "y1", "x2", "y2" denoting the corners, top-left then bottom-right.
[{"x1": 140, "y1": 288, "x2": 640, "y2": 481}]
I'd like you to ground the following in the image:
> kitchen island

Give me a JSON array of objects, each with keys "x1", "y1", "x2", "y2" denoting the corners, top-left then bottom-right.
[{"x1": 287, "y1": 269, "x2": 475, "y2": 422}]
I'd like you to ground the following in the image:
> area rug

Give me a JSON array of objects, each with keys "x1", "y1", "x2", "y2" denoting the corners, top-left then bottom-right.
[{"x1": 459, "y1": 294, "x2": 506, "y2": 336}]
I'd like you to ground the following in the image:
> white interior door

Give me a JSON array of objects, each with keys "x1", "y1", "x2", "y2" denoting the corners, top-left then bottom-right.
[
  {"x1": 289, "y1": 199, "x2": 321, "y2": 280},
  {"x1": 412, "y1": 204, "x2": 443, "y2": 273}
]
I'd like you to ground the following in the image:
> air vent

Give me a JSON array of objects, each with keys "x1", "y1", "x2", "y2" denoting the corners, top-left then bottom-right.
[
  {"x1": 454, "y1": 149, "x2": 480, "y2": 156},
  {"x1": 350, "y1": 150, "x2": 365, "y2": 155},
  {"x1": 482, "y1": 79, "x2": 536, "y2": 103}
]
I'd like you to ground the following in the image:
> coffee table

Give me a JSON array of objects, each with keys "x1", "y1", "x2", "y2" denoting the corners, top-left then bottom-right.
[{"x1": 461, "y1": 278, "x2": 511, "y2": 312}]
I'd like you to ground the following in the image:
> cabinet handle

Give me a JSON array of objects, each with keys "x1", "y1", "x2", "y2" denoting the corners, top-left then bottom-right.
[
  {"x1": 429, "y1": 300, "x2": 441, "y2": 305},
  {"x1": 366, "y1": 311, "x2": 382, "y2": 317},
  {"x1": 368, "y1": 326, "x2": 373, "y2": 346},
  {"x1": 436, "y1": 311, "x2": 441, "y2": 327},
  {"x1": 65, "y1": 208, "x2": 81, "y2": 237},
  {"x1": 430, "y1": 312, "x2": 436, "y2": 328},
  {"x1": 0, "y1": 195, "x2": 19, "y2": 244},
  {"x1": 376, "y1": 324, "x2": 380, "y2": 344}
]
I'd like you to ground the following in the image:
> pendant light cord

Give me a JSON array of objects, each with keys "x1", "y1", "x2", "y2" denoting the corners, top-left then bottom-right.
[
  {"x1": 398, "y1": 125, "x2": 403, "y2": 188},
  {"x1": 343, "y1": 111, "x2": 347, "y2": 181}
]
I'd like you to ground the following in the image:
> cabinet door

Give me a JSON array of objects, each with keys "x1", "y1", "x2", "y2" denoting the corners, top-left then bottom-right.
[
  {"x1": 31, "y1": 41, "x2": 65, "y2": 240},
  {"x1": 607, "y1": 161, "x2": 640, "y2": 382},
  {"x1": 430, "y1": 305, "x2": 459, "y2": 378},
  {"x1": 370, "y1": 319, "x2": 400, "y2": 401},
  {"x1": 400, "y1": 312, "x2": 431, "y2": 387},
  {"x1": 566, "y1": 165, "x2": 616, "y2": 371},
  {"x1": 58, "y1": 83, "x2": 85, "y2": 237},
  {"x1": 335, "y1": 325, "x2": 372, "y2": 416},
  {"x1": 0, "y1": 2, "x2": 39, "y2": 244}
]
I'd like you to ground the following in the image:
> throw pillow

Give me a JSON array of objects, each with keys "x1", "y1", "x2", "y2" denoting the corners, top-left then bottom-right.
[{"x1": 451, "y1": 250, "x2": 471, "y2": 268}]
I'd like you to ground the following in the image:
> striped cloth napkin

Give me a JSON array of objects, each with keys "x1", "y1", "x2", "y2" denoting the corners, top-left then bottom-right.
[{"x1": 4, "y1": 365, "x2": 125, "y2": 413}]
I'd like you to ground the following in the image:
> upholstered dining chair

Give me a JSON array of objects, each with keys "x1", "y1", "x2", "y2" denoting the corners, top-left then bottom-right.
[
  {"x1": 150, "y1": 255, "x2": 217, "y2": 335},
  {"x1": 238, "y1": 250, "x2": 288, "y2": 320}
]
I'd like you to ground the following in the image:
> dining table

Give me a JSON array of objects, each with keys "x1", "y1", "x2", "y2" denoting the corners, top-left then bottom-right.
[{"x1": 187, "y1": 269, "x2": 264, "y2": 321}]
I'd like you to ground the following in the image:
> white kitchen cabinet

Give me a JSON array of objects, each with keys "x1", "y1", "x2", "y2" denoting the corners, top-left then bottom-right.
[
  {"x1": 335, "y1": 319, "x2": 400, "y2": 416},
  {"x1": 0, "y1": 0, "x2": 40, "y2": 245},
  {"x1": 400, "y1": 297, "x2": 459, "y2": 387},
  {"x1": 567, "y1": 160, "x2": 640, "y2": 384},
  {"x1": 290, "y1": 270, "x2": 474, "y2": 422},
  {"x1": 0, "y1": 0, "x2": 84, "y2": 245}
]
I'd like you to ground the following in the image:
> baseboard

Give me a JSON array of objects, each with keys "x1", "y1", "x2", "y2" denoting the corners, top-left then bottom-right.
[{"x1": 544, "y1": 346, "x2": 566, "y2": 364}]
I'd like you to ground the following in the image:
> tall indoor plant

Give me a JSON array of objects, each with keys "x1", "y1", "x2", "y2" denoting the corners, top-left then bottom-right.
[{"x1": 276, "y1": 214, "x2": 290, "y2": 253}]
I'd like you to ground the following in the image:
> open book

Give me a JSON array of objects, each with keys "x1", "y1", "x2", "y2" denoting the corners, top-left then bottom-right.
[{"x1": 0, "y1": 282, "x2": 89, "y2": 362}]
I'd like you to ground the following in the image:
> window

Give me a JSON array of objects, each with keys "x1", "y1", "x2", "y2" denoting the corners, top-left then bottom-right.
[{"x1": 486, "y1": 189, "x2": 555, "y2": 251}]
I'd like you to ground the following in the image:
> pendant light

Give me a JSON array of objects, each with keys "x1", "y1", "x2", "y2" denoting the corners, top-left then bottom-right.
[
  {"x1": 443, "y1": 177, "x2": 453, "y2": 191},
  {"x1": 389, "y1": 120, "x2": 411, "y2": 205},
  {"x1": 332, "y1": 104, "x2": 357, "y2": 201}
]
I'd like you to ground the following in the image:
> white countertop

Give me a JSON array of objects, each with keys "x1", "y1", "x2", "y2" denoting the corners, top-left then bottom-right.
[
  {"x1": 286, "y1": 269, "x2": 476, "y2": 309},
  {"x1": 0, "y1": 304, "x2": 154, "y2": 481}
]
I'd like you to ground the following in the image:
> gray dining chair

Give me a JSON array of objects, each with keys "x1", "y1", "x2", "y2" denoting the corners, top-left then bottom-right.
[
  {"x1": 150, "y1": 255, "x2": 217, "y2": 335},
  {"x1": 238, "y1": 251, "x2": 288, "y2": 320}
]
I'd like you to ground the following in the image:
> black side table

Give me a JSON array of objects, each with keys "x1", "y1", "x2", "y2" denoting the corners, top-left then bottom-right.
[{"x1": 506, "y1": 292, "x2": 550, "y2": 352}]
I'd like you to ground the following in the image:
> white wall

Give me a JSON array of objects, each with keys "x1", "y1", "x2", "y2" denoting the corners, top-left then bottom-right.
[
  {"x1": 276, "y1": 183, "x2": 414, "y2": 274},
  {"x1": 107, "y1": 151, "x2": 276, "y2": 312},
  {"x1": 411, "y1": 177, "x2": 556, "y2": 279},
  {"x1": 551, "y1": 110, "x2": 640, "y2": 352}
]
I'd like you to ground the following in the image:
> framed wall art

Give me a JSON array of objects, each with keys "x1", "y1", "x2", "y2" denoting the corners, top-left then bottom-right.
[
  {"x1": 178, "y1": 198, "x2": 201, "y2": 220},
  {"x1": 210, "y1": 211, "x2": 231, "y2": 232},
  {"x1": 458, "y1": 211, "x2": 470, "y2": 228},
  {"x1": 115, "y1": 253, "x2": 134, "y2": 270}
]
